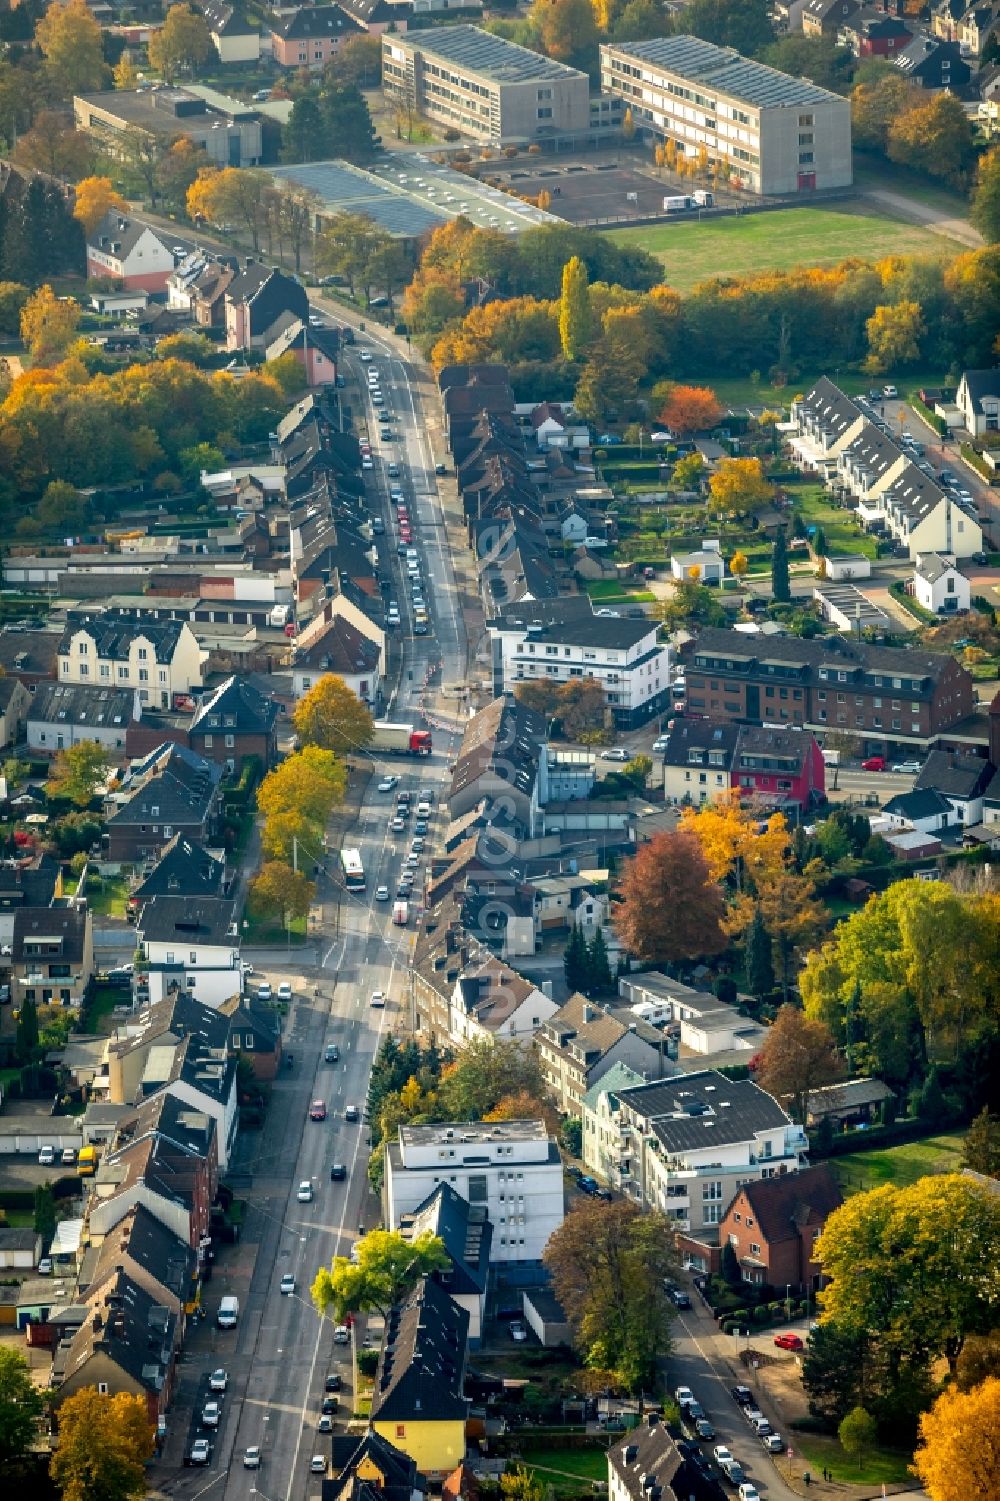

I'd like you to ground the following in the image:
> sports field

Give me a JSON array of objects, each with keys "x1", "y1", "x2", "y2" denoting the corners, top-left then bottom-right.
[{"x1": 608, "y1": 205, "x2": 957, "y2": 292}]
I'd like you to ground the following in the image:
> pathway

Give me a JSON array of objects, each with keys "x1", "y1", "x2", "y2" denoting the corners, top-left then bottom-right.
[{"x1": 857, "y1": 187, "x2": 983, "y2": 250}]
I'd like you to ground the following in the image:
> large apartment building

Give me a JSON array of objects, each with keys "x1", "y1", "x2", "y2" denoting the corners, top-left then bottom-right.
[
  {"x1": 383, "y1": 26, "x2": 591, "y2": 143},
  {"x1": 682, "y1": 627, "x2": 975, "y2": 758},
  {"x1": 599, "y1": 35, "x2": 852, "y2": 195}
]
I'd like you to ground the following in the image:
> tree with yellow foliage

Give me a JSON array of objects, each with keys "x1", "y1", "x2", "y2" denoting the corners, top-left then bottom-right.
[
  {"x1": 708, "y1": 456, "x2": 772, "y2": 518},
  {"x1": 729, "y1": 550, "x2": 749, "y2": 583},
  {"x1": 113, "y1": 55, "x2": 139, "y2": 91},
  {"x1": 35, "y1": 0, "x2": 108, "y2": 97},
  {"x1": 257, "y1": 746, "x2": 347, "y2": 828},
  {"x1": 248, "y1": 860, "x2": 315, "y2": 924},
  {"x1": 293, "y1": 673, "x2": 374, "y2": 758},
  {"x1": 50, "y1": 1387, "x2": 153, "y2": 1501},
  {"x1": 148, "y1": 3, "x2": 213, "y2": 83},
  {"x1": 864, "y1": 299, "x2": 925, "y2": 375},
  {"x1": 913, "y1": 1378, "x2": 1000, "y2": 1501},
  {"x1": 73, "y1": 176, "x2": 128, "y2": 234},
  {"x1": 20, "y1": 285, "x2": 81, "y2": 365}
]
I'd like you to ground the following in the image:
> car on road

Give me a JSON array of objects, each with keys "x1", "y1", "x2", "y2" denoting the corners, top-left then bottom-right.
[
  {"x1": 362, "y1": 457, "x2": 373, "y2": 470},
  {"x1": 209, "y1": 1369, "x2": 228, "y2": 1392},
  {"x1": 882, "y1": 384, "x2": 898, "y2": 399},
  {"x1": 297, "y1": 1180, "x2": 314, "y2": 1203},
  {"x1": 773, "y1": 1332, "x2": 803, "y2": 1351},
  {"x1": 187, "y1": 1439, "x2": 211, "y2": 1466},
  {"x1": 675, "y1": 1386, "x2": 696, "y2": 1407},
  {"x1": 280, "y1": 1273, "x2": 295, "y2": 1295},
  {"x1": 243, "y1": 1446, "x2": 261, "y2": 1469},
  {"x1": 38, "y1": 1145, "x2": 55, "y2": 1166},
  {"x1": 310, "y1": 1100, "x2": 327, "y2": 1121},
  {"x1": 330, "y1": 1163, "x2": 346, "y2": 1181},
  {"x1": 333, "y1": 1324, "x2": 350, "y2": 1344},
  {"x1": 375, "y1": 885, "x2": 390, "y2": 902},
  {"x1": 435, "y1": 462, "x2": 447, "y2": 475},
  {"x1": 890, "y1": 760, "x2": 922, "y2": 774},
  {"x1": 257, "y1": 982, "x2": 272, "y2": 1002},
  {"x1": 321, "y1": 1395, "x2": 339, "y2": 1415},
  {"x1": 666, "y1": 1286, "x2": 691, "y2": 1309},
  {"x1": 414, "y1": 621, "x2": 429, "y2": 635},
  {"x1": 387, "y1": 605, "x2": 400, "y2": 627},
  {"x1": 731, "y1": 1385, "x2": 753, "y2": 1407},
  {"x1": 390, "y1": 816, "x2": 406, "y2": 832},
  {"x1": 600, "y1": 747, "x2": 630, "y2": 762},
  {"x1": 712, "y1": 1446, "x2": 737, "y2": 1469},
  {"x1": 201, "y1": 1400, "x2": 220, "y2": 1428},
  {"x1": 325, "y1": 1371, "x2": 343, "y2": 1391},
  {"x1": 311, "y1": 1456, "x2": 328, "y2": 1474},
  {"x1": 652, "y1": 735, "x2": 670, "y2": 753},
  {"x1": 737, "y1": 1487, "x2": 760, "y2": 1501},
  {"x1": 370, "y1": 990, "x2": 386, "y2": 1007},
  {"x1": 861, "y1": 755, "x2": 886, "y2": 772},
  {"x1": 324, "y1": 1044, "x2": 340, "y2": 1063},
  {"x1": 378, "y1": 776, "x2": 399, "y2": 792},
  {"x1": 360, "y1": 350, "x2": 372, "y2": 362},
  {"x1": 397, "y1": 880, "x2": 413, "y2": 898},
  {"x1": 691, "y1": 1417, "x2": 715, "y2": 1440},
  {"x1": 318, "y1": 1414, "x2": 334, "y2": 1432},
  {"x1": 345, "y1": 1105, "x2": 359, "y2": 1121},
  {"x1": 510, "y1": 1320, "x2": 528, "y2": 1342}
]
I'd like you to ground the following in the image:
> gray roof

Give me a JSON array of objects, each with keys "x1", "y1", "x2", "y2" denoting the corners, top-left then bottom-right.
[
  {"x1": 85, "y1": 1201, "x2": 196, "y2": 1303},
  {"x1": 960, "y1": 368, "x2": 1000, "y2": 414},
  {"x1": 87, "y1": 207, "x2": 172, "y2": 259},
  {"x1": 914, "y1": 749, "x2": 995, "y2": 799},
  {"x1": 690, "y1": 626, "x2": 956, "y2": 690},
  {"x1": 662, "y1": 717, "x2": 740, "y2": 770},
  {"x1": 190, "y1": 674, "x2": 278, "y2": 737},
  {"x1": 110, "y1": 743, "x2": 221, "y2": 828},
  {"x1": 271, "y1": 3, "x2": 363, "y2": 37},
  {"x1": 608, "y1": 34, "x2": 847, "y2": 107},
  {"x1": 271, "y1": 161, "x2": 446, "y2": 240},
  {"x1": 29, "y1": 682, "x2": 137, "y2": 730},
  {"x1": 137, "y1": 894, "x2": 237, "y2": 948},
  {"x1": 59, "y1": 610, "x2": 190, "y2": 665},
  {"x1": 370, "y1": 1276, "x2": 469, "y2": 1424},
  {"x1": 130, "y1": 836, "x2": 225, "y2": 903},
  {"x1": 0, "y1": 1227, "x2": 38, "y2": 1251},
  {"x1": 491, "y1": 596, "x2": 656, "y2": 649},
  {"x1": 914, "y1": 553, "x2": 959, "y2": 584},
  {"x1": 883, "y1": 788, "x2": 952, "y2": 820},
  {"x1": 54, "y1": 1268, "x2": 176, "y2": 1396},
  {"x1": 398, "y1": 24, "x2": 588, "y2": 84},
  {"x1": 796, "y1": 376, "x2": 866, "y2": 442},
  {"x1": 617, "y1": 1070, "x2": 791, "y2": 1152},
  {"x1": 12, "y1": 905, "x2": 89, "y2": 965},
  {"x1": 449, "y1": 694, "x2": 545, "y2": 807},
  {"x1": 608, "y1": 1418, "x2": 687, "y2": 1501},
  {"x1": 400, "y1": 1182, "x2": 492, "y2": 1295}
]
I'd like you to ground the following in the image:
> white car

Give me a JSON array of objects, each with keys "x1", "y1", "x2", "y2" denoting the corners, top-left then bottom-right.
[
  {"x1": 738, "y1": 1486, "x2": 761, "y2": 1501},
  {"x1": 360, "y1": 350, "x2": 372, "y2": 362},
  {"x1": 311, "y1": 1455, "x2": 328, "y2": 1474},
  {"x1": 209, "y1": 1368, "x2": 228, "y2": 1392},
  {"x1": 257, "y1": 983, "x2": 272, "y2": 1002},
  {"x1": 712, "y1": 1446, "x2": 735, "y2": 1467},
  {"x1": 243, "y1": 1446, "x2": 261, "y2": 1469},
  {"x1": 37, "y1": 1257, "x2": 52, "y2": 1275},
  {"x1": 297, "y1": 1181, "x2": 314, "y2": 1202},
  {"x1": 280, "y1": 1273, "x2": 295, "y2": 1295},
  {"x1": 333, "y1": 1324, "x2": 350, "y2": 1344},
  {"x1": 378, "y1": 776, "x2": 399, "y2": 792},
  {"x1": 277, "y1": 982, "x2": 292, "y2": 1002},
  {"x1": 601, "y1": 748, "x2": 629, "y2": 762},
  {"x1": 202, "y1": 1401, "x2": 220, "y2": 1428},
  {"x1": 38, "y1": 1146, "x2": 55, "y2": 1166},
  {"x1": 375, "y1": 885, "x2": 390, "y2": 902},
  {"x1": 891, "y1": 760, "x2": 922, "y2": 774},
  {"x1": 674, "y1": 1386, "x2": 696, "y2": 1407},
  {"x1": 510, "y1": 1320, "x2": 528, "y2": 1342},
  {"x1": 652, "y1": 735, "x2": 670, "y2": 753},
  {"x1": 188, "y1": 1439, "x2": 211, "y2": 1466},
  {"x1": 370, "y1": 990, "x2": 386, "y2": 1007}
]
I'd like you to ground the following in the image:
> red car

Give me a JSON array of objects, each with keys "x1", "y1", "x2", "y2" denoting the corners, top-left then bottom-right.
[
  {"x1": 773, "y1": 1333, "x2": 804, "y2": 1352},
  {"x1": 309, "y1": 1100, "x2": 327, "y2": 1121},
  {"x1": 862, "y1": 756, "x2": 886, "y2": 772}
]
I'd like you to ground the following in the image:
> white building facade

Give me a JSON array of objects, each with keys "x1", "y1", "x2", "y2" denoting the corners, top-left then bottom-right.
[{"x1": 57, "y1": 617, "x2": 203, "y2": 708}]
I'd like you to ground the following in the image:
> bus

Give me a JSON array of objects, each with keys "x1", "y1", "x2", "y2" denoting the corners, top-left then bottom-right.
[{"x1": 340, "y1": 847, "x2": 365, "y2": 892}]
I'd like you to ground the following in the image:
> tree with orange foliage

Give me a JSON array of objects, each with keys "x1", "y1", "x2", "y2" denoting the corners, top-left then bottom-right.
[
  {"x1": 73, "y1": 176, "x2": 128, "y2": 234},
  {"x1": 658, "y1": 382, "x2": 723, "y2": 435},
  {"x1": 613, "y1": 828, "x2": 727, "y2": 965},
  {"x1": 913, "y1": 1378, "x2": 1000, "y2": 1501},
  {"x1": 484, "y1": 1088, "x2": 560, "y2": 1136}
]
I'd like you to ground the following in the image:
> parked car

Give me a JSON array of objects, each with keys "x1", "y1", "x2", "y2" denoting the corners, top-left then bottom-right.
[
  {"x1": 666, "y1": 1286, "x2": 691, "y2": 1309},
  {"x1": 861, "y1": 756, "x2": 886, "y2": 772},
  {"x1": 277, "y1": 982, "x2": 292, "y2": 1002},
  {"x1": 510, "y1": 1320, "x2": 528, "y2": 1342},
  {"x1": 297, "y1": 1180, "x2": 314, "y2": 1203},
  {"x1": 37, "y1": 1257, "x2": 52, "y2": 1275},
  {"x1": 882, "y1": 384, "x2": 898, "y2": 399},
  {"x1": 325, "y1": 1372, "x2": 343, "y2": 1392},
  {"x1": 675, "y1": 1386, "x2": 696, "y2": 1407},
  {"x1": 773, "y1": 1332, "x2": 804, "y2": 1352},
  {"x1": 333, "y1": 1325, "x2": 350, "y2": 1344},
  {"x1": 378, "y1": 776, "x2": 399, "y2": 792},
  {"x1": 257, "y1": 982, "x2": 272, "y2": 1002},
  {"x1": 890, "y1": 760, "x2": 922, "y2": 774},
  {"x1": 731, "y1": 1385, "x2": 754, "y2": 1407},
  {"x1": 311, "y1": 1456, "x2": 328, "y2": 1474},
  {"x1": 37, "y1": 1146, "x2": 55, "y2": 1166},
  {"x1": 601, "y1": 748, "x2": 630, "y2": 762},
  {"x1": 209, "y1": 1368, "x2": 228, "y2": 1392},
  {"x1": 187, "y1": 1439, "x2": 211, "y2": 1466},
  {"x1": 762, "y1": 1432, "x2": 784, "y2": 1452}
]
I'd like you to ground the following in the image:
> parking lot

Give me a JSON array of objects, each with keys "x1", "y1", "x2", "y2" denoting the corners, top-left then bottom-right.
[{"x1": 485, "y1": 161, "x2": 678, "y2": 225}]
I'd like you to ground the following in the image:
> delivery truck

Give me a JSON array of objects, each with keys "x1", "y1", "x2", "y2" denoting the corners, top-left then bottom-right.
[
  {"x1": 393, "y1": 900, "x2": 409, "y2": 926},
  {"x1": 371, "y1": 721, "x2": 432, "y2": 756},
  {"x1": 663, "y1": 195, "x2": 692, "y2": 212}
]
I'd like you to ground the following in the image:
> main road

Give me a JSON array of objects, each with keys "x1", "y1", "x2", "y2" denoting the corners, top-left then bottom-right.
[{"x1": 161, "y1": 314, "x2": 468, "y2": 1501}]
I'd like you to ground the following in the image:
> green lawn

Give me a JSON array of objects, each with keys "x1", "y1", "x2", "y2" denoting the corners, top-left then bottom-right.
[
  {"x1": 584, "y1": 580, "x2": 656, "y2": 603},
  {"x1": 83, "y1": 984, "x2": 127, "y2": 1036},
  {"x1": 828, "y1": 1130, "x2": 966, "y2": 1197},
  {"x1": 241, "y1": 909, "x2": 307, "y2": 946},
  {"x1": 784, "y1": 478, "x2": 880, "y2": 560},
  {"x1": 84, "y1": 874, "x2": 129, "y2": 918},
  {"x1": 608, "y1": 205, "x2": 956, "y2": 293},
  {"x1": 790, "y1": 1431, "x2": 914, "y2": 1486},
  {"x1": 520, "y1": 1446, "x2": 613, "y2": 1494}
]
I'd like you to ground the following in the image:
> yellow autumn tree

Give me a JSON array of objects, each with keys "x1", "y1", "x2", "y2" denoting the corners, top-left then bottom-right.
[
  {"x1": 20, "y1": 285, "x2": 81, "y2": 365},
  {"x1": 913, "y1": 1378, "x2": 1000, "y2": 1501},
  {"x1": 73, "y1": 176, "x2": 128, "y2": 234},
  {"x1": 729, "y1": 550, "x2": 749, "y2": 583},
  {"x1": 708, "y1": 456, "x2": 772, "y2": 518}
]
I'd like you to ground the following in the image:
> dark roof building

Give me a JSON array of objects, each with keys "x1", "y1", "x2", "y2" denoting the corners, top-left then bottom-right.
[
  {"x1": 137, "y1": 894, "x2": 237, "y2": 948},
  {"x1": 51, "y1": 1267, "x2": 178, "y2": 1418},
  {"x1": 399, "y1": 1183, "x2": 492, "y2": 1298},
  {"x1": 128, "y1": 835, "x2": 226, "y2": 907},
  {"x1": 718, "y1": 1164, "x2": 843, "y2": 1293},
  {"x1": 0, "y1": 852, "x2": 59, "y2": 913},
  {"x1": 914, "y1": 749, "x2": 996, "y2": 801},
  {"x1": 371, "y1": 1277, "x2": 469, "y2": 1478},
  {"x1": 893, "y1": 31, "x2": 972, "y2": 85},
  {"x1": 106, "y1": 743, "x2": 222, "y2": 861},
  {"x1": 188, "y1": 674, "x2": 279, "y2": 768},
  {"x1": 270, "y1": 4, "x2": 364, "y2": 40},
  {"x1": 0, "y1": 626, "x2": 60, "y2": 686},
  {"x1": 326, "y1": 1430, "x2": 427, "y2": 1501},
  {"x1": 81, "y1": 1201, "x2": 197, "y2": 1314},
  {"x1": 609, "y1": 1413, "x2": 723, "y2": 1501}
]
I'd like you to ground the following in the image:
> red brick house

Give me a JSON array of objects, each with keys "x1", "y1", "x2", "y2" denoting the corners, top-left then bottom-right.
[{"x1": 718, "y1": 1164, "x2": 843, "y2": 1293}]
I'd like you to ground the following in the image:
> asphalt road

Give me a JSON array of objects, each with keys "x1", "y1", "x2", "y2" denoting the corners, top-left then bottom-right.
[{"x1": 151, "y1": 311, "x2": 467, "y2": 1501}]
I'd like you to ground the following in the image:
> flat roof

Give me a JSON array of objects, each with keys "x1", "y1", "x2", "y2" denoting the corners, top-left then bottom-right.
[
  {"x1": 396, "y1": 23, "x2": 588, "y2": 85},
  {"x1": 270, "y1": 151, "x2": 560, "y2": 237},
  {"x1": 606, "y1": 35, "x2": 847, "y2": 109}
]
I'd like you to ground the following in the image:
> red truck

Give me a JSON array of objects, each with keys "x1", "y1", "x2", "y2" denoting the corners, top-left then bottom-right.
[{"x1": 371, "y1": 721, "x2": 432, "y2": 756}]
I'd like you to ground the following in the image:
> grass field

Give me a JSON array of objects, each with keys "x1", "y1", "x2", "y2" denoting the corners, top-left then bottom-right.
[
  {"x1": 609, "y1": 205, "x2": 955, "y2": 293},
  {"x1": 790, "y1": 1431, "x2": 914, "y2": 1486},
  {"x1": 784, "y1": 477, "x2": 880, "y2": 560},
  {"x1": 520, "y1": 1446, "x2": 611, "y2": 1495},
  {"x1": 828, "y1": 1130, "x2": 965, "y2": 1197}
]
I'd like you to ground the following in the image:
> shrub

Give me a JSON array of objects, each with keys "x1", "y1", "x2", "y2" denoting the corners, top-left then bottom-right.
[{"x1": 753, "y1": 1305, "x2": 770, "y2": 1323}]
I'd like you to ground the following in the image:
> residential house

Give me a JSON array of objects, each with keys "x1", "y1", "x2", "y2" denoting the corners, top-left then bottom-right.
[
  {"x1": 608, "y1": 1072, "x2": 808, "y2": 1255},
  {"x1": 370, "y1": 1277, "x2": 468, "y2": 1482},
  {"x1": 217, "y1": 990, "x2": 282, "y2": 1079},
  {"x1": 960, "y1": 1, "x2": 1000, "y2": 58},
  {"x1": 264, "y1": 315, "x2": 340, "y2": 387},
  {"x1": 78, "y1": 1201, "x2": 198, "y2": 1318},
  {"x1": 0, "y1": 676, "x2": 29, "y2": 748},
  {"x1": 803, "y1": 0, "x2": 861, "y2": 34},
  {"x1": 136, "y1": 895, "x2": 239, "y2": 1007},
  {"x1": 489, "y1": 596, "x2": 671, "y2": 730},
  {"x1": 581, "y1": 1060, "x2": 648, "y2": 1183},
  {"x1": 893, "y1": 32, "x2": 972, "y2": 86},
  {"x1": 956, "y1": 369, "x2": 1000, "y2": 436},
  {"x1": 913, "y1": 748, "x2": 996, "y2": 825},
  {"x1": 475, "y1": 511, "x2": 558, "y2": 613},
  {"x1": 398, "y1": 1182, "x2": 492, "y2": 1342},
  {"x1": 681, "y1": 626, "x2": 975, "y2": 758},
  {"x1": 88, "y1": 1091, "x2": 217, "y2": 1250},
  {"x1": 57, "y1": 612, "x2": 203, "y2": 708},
  {"x1": 127, "y1": 836, "x2": 226, "y2": 917},
  {"x1": 291, "y1": 615, "x2": 382, "y2": 708},
  {"x1": 188, "y1": 674, "x2": 279, "y2": 771},
  {"x1": 660, "y1": 718, "x2": 825, "y2": 809},
  {"x1": 27, "y1": 683, "x2": 139, "y2": 757},
  {"x1": 327, "y1": 1431, "x2": 427, "y2": 1501},
  {"x1": 0, "y1": 627, "x2": 60, "y2": 691},
  {"x1": 609, "y1": 1412, "x2": 721, "y2": 1501},
  {"x1": 448, "y1": 956, "x2": 558, "y2": 1049},
  {"x1": 84, "y1": 210, "x2": 177, "y2": 292},
  {"x1": 536, "y1": 993, "x2": 671, "y2": 1118},
  {"x1": 529, "y1": 873, "x2": 609, "y2": 936},
  {"x1": 341, "y1": 0, "x2": 412, "y2": 32},
  {"x1": 105, "y1": 743, "x2": 223, "y2": 863},
  {"x1": 447, "y1": 696, "x2": 546, "y2": 838},
  {"x1": 384, "y1": 1119, "x2": 564, "y2": 1263},
  {"x1": 881, "y1": 787, "x2": 953, "y2": 833},
  {"x1": 224, "y1": 263, "x2": 309, "y2": 352},
  {"x1": 0, "y1": 853, "x2": 59, "y2": 947},
  {"x1": 913, "y1": 554, "x2": 970, "y2": 614},
  {"x1": 839, "y1": 7, "x2": 912, "y2": 53},
  {"x1": 11, "y1": 905, "x2": 93, "y2": 1008},
  {"x1": 271, "y1": 5, "x2": 364, "y2": 67},
  {"x1": 801, "y1": 1078, "x2": 894, "y2": 1128},
  {"x1": 618, "y1": 972, "x2": 767, "y2": 1073},
  {"x1": 717, "y1": 1163, "x2": 843, "y2": 1291},
  {"x1": 198, "y1": 0, "x2": 261, "y2": 61},
  {"x1": 671, "y1": 542, "x2": 724, "y2": 586},
  {"x1": 932, "y1": 0, "x2": 969, "y2": 38},
  {"x1": 50, "y1": 1268, "x2": 178, "y2": 1423}
]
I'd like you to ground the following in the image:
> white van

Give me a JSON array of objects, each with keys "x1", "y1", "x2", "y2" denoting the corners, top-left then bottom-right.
[{"x1": 217, "y1": 1295, "x2": 239, "y2": 1329}]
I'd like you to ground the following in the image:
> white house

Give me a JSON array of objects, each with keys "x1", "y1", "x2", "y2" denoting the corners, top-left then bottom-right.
[
  {"x1": 671, "y1": 541, "x2": 724, "y2": 585},
  {"x1": 27, "y1": 683, "x2": 139, "y2": 757},
  {"x1": 199, "y1": 0, "x2": 262, "y2": 62},
  {"x1": 956, "y1": 369, "x2": 1000, "y2": 437},
  {"x1": 581, "y1": 1060, "x2": 647, "y2": 1182},
  {"x1": 447, "y1": 958, "x2": 558, "y2": 1049},
  {"x1": 913, "y1": 553, "x2": 970, "y2": 614},
  {"x1": 913, "y1": 749, "x2": 996, "y2": 827},
  {"x1": 882, "y1": 788, "x2": 952, "y2": 833},
  {"x1": 535, "y1": 993, "x2": 671, "y2": 1118},
  {"x1": 86, "y1": 212, "x2": 177, "y2": 293},
  {"x1": 57, "y1": 613, "x2": 203, "y2": 709},
  {"x1": 136, "y1": 895, "x2": 241, "y2": 1008},
  {"x1": 489, "y1": 596, "x2": 670, "y2": 730},
  {"x1": 384, "y1": 1119, "x2": 564, "y2": 1263}
]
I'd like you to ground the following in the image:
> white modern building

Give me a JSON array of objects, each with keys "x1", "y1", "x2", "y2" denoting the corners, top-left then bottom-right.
[
  {"x1": 447, "y1": 959, "x2": 558, "y2": 1049},
  {"x1": 913, "y1": 554, "x2": 970, "y2": 614},
  {"x1": 600, "y1": 35, "x2": 852, "y2": 195},
  {"x1": 57, "y1": 613, "x2": 204, "y2": 709},
  {"x1": 488, "y1": 597, "x2": 670, "y2": 730},
  {"x1": 136, "y1": 896, "x2": 241, "y2": 1008},
  {"x1": 384, "y1": 1119, "x2": 564, "y2": 1263}
]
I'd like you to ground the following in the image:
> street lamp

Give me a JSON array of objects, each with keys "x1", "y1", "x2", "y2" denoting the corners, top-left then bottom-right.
[{"x1": 785, "y1": 1283, "x2": 791, "y2": 1321}]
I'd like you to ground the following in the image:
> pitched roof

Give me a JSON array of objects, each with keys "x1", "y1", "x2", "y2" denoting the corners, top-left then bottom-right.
[
  {"x1": 0, "y1": 852, "x2": 59, "y2": 909},
  {"x1": 114, "y1": 1087, "x2": 216, "y2": 1161},
  {"x1": 883, "y1": 788, "x2": 952, "y2": 821},
  {"x1": 29, "y1": 682, "x2": 138, "y2": 731},
  {"x1": 54, "y1": 1267, "x2": 176, "y2": 1397},
  {"x1": 661, "y1": 717, "x2": 740, "y2": 770},
  {"x1": 216, "y1": 990, "x2": 281, "y2": 1046},
  {"x1": 915, "y1": 552, "x2": 960, "y2": 584},
  {"x1": 294, "y1": 615, "x2": 380, "y2": 675},
  {"x1": 371, "y1": 1276, "x2": 469, "y2": 1423},
  {"x1": 137, "y1": 893, "x2": 237, "y2": 948},
  {"x1": 735, "y1": 1164, "x2": 843, "y2": 1244},
  {"x1": 12, "y1": 905, "x2": 89, "y2": 965},
  {"x1": 914, "y1": 748, "x2": 996, "y2": 799},
  {"x1": 960, "y1": 368, "x2": 1000, "y2": 412},
  {"x1": 327, "y1": 1430, "x2": 427, "y2": 1501},
  {"x1": 541, "y1": 993, "x2": 631, "y2": 1064},
  {"x1": 449, "y1": 695, "x2": 545, "y2": 809},
  {"x1": 88, "y1": 210, "x2": 171, "y2": 262},
  {"x1": 58, "y1": 610, "x2": 190, "y2": 664},
  {"x1": 490, "y1": 595, "x2": 656, "y2": 648},
  {"x1": 109, "y1": 743, "x2": 221, "y2": 828},
  {"x1": 271, "y1": 4, "x2": 363, "y2": 38},
  {"x1": 581, "y1": 1060, "x2": 648, "y2": 1114},
  {"x1": 190, "y1": 674, "x2": 278, "y2": 737},
  {"x1": 130, "y1": 835, "x2": 225, "y2": 903},
  {"x1": 399, "y1": 1183, "x2": 492, "y2": 1296},
  {"x1": 689, "y1": 625, "x2": 958, "y2": 690},
  {"x1": 84, "y1": 1201, "x2": 196, "y2": 1305},
  {"x1": 0, "y1": 626, "x2": 60, "y2": 678},
  {"x1": 608, "y1": 1417, "x2": 688, "y2": 1501},
  {"x1": 617, "y1": 1070, "x2": 791, "y2": 1152}
]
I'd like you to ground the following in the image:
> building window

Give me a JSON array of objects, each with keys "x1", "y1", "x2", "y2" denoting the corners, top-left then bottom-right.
[{"x1": 750, "y1": 1242, "x2": 761, "y2": 1255}]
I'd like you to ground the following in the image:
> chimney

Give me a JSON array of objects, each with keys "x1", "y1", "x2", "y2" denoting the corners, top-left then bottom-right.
[{"x1": 582, "y1": 1003, "x2": 595, "y2": 1023}]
